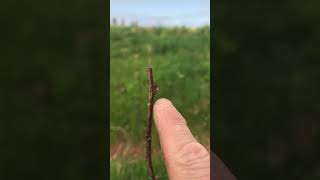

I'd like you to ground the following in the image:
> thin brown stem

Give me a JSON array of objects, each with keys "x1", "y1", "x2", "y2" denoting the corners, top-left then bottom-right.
[{"x1": 145, "y1": 67, "x2": 157, "y2": 180}]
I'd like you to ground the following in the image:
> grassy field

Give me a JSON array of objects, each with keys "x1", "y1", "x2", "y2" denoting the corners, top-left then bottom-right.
[{"x1": 110, "y1": 26, "x2": 210, "y2": 179}]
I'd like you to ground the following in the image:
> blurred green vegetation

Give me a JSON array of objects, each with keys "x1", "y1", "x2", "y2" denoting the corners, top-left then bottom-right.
[
  {"x1": 110, "y1": 158, "x2": 167, "y2": 180},
  {"x1": 110, "y1": 26, "x2": 210, "y2": 144},
  {"x1": 110, "y1": 26, "x2": 210, "y2": 179},
  {"x1": 214, "y1": 1, "x2": 320, "y2": 180},
  {"x1": 0, "y1": 1, "x2": 106, "y2": 179}
]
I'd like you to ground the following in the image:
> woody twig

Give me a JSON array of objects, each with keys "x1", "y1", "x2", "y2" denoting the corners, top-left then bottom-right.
[{"x1": 145, "y1": 67, "x2": 157, "y2": 180}]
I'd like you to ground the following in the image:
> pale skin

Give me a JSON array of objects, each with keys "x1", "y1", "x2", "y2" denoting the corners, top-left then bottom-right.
[{"x1": 153, "y1": 98, "x2": 237, "y2": 180}]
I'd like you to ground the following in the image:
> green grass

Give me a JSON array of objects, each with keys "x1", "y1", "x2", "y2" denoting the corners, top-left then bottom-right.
[
  {"x1": 110, "y1": 26, "x2": 210, "y2": 144},
  {"x1": 110, "y1": 158, "x2": 168, "y2": 180},
  {"x1": 110, "y1": 26, "x2": 210, "y2": 179}
]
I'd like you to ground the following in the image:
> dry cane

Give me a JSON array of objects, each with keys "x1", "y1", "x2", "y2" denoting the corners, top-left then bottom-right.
[{"x1": 145, "y1": 67, "x2": 157, "y2": 180}]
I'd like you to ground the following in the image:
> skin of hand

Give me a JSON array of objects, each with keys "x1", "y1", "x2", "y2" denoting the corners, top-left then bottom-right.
[
  {"x1": 153, "y1": 98, "x2": 210, "y2": 180},
  {"x1": 153, "y1": 98, "x2": 237, "y2": 180}
]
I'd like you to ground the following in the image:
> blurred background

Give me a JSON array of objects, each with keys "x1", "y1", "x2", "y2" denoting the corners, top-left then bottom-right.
[
  {"x1": 0, "y1": 0, "x2": 106, "y2": 180},
  {"x1": 213, "y1": 0, "x2": 320, "y2": 179},
  {"x1": 110, "y1": 0, "x2": 210, "y2": 179},
  {"x1": 1, "y1": 0, "x2": 319, "y2": 179}
]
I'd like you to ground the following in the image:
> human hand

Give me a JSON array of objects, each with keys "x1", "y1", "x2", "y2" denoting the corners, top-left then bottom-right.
[{"x1": 153, "y1": 98, "x2": 236, "y2": 180}]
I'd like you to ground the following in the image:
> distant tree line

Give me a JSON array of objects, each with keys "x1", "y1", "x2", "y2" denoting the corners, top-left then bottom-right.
[{"x1": 111, "y1": 17, "x2": 139, "y2": 27}]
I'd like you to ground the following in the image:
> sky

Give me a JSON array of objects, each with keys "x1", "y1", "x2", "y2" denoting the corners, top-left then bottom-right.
[{"x1": 110, "y1": 0, "x2": 210, "y2": 27}]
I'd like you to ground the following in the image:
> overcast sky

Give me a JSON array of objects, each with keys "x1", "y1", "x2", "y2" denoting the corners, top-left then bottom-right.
[{"x1": 110, "y1": 0, "x2": 210, "y2": 27}]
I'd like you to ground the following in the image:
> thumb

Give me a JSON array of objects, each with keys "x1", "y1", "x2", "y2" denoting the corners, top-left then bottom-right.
[{"x1": 153, "y1": 98, "x2": 210, "y2": 180}]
